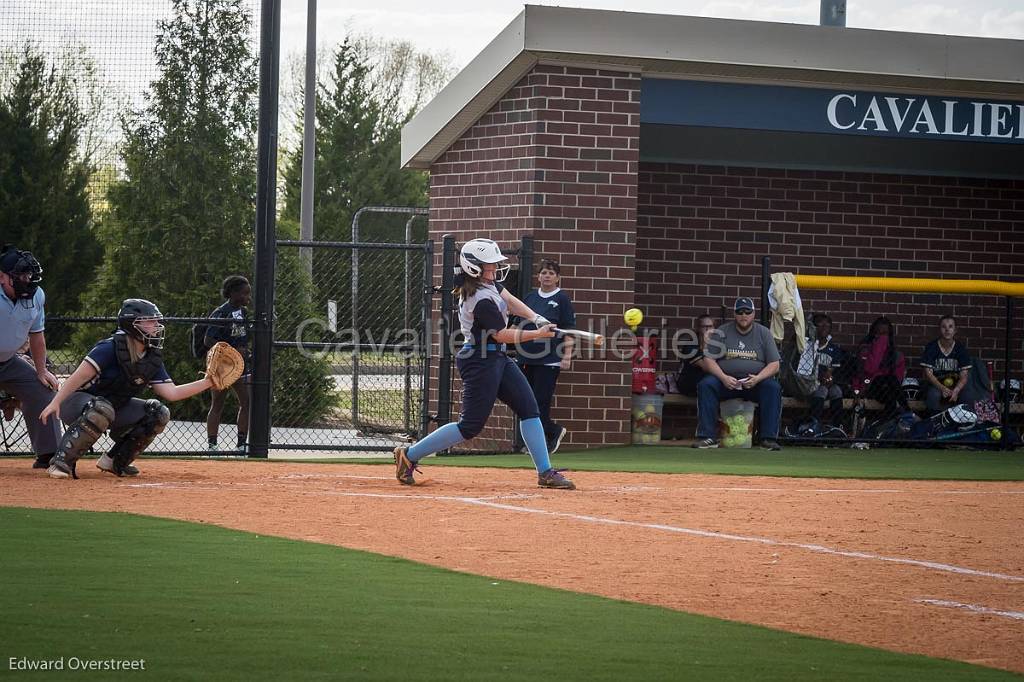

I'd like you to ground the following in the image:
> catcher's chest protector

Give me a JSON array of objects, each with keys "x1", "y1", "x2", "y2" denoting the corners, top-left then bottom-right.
[{"x1": 86, "y1": 335, "x2": 164, "y2": 409}]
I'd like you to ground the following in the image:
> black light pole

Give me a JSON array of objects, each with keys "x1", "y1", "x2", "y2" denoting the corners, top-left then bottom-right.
[{"x1": 249, "y1": 0, "x2": 281, "y2": 459}]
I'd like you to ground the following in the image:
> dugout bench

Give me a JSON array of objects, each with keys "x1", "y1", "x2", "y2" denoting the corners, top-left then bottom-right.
[{"x1": 658, "y1": 384, "x2": 1024, "y2": 442}]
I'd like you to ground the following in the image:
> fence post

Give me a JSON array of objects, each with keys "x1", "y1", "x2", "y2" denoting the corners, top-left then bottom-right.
[
  {"x1": 760, "y1": 256, "x2": 771, "y2": 327},
  {"x1": 420, "y1": 240, "x2": 435, "y2": 438},
  {"x1": 249, "y1": 0, "x2": 282, "y2": 459},
  {"x1": 512, "y1": 234, "x2": 535, "y2": 451},
  {"x1": 1003, "y1": 296, "x2": 1014, "y2": 451},
  {"x1": 437, "y1": 234, "x2": 456, "y2": 425},
  {"x1": 518, "y1": 234, "x2": 535, "y2": 300}
]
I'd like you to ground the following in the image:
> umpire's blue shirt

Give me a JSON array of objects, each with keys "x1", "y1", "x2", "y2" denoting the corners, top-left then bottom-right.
[{"x1": 0, "y1": 287, "x2": 45, "y2": 362}]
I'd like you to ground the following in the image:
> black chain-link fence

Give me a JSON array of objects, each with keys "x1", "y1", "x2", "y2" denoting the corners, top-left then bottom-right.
[{"x1": 269, "y1": 207, "x2": 433, "y2": 452}]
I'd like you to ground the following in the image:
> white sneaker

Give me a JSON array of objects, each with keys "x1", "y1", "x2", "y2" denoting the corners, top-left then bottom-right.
[
  {"x1": 47, "y1": 464, "x2": 71, "y2": 479},
  {"x1": 96, "y1": 453, "x2": 114, "y2": 473}
]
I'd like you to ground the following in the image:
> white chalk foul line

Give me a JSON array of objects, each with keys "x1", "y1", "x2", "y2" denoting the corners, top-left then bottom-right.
[
  {"x1": 915, "y1": 599, "x2": 1024, "y2": 621},
  {"x1": 128, "y1": 480, "x2": 1024, "y2": 584},
  {"x1": 671, "y1": 486, "x2": 1024, "y2": 495},
  {"x1": 454, "y1": 498, "x2": 1024, "y2": 584}
]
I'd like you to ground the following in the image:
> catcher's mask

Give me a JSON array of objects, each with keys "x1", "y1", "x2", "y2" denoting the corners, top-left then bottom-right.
[
  {"x1": 0, "y1": 245, "x2": 43, "y2": 306},
  {"x1": 118, "y1": 299, "x2": 166, "y2": 350},
  {"x1": 458, "y1": 239, "x2": 510, "y2": 282},
  {"x1": 901, "y1": 377, "x2": 920, "y2": 402}
]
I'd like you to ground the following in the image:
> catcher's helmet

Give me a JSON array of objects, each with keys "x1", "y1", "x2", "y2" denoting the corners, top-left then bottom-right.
[
  {"x1": 118, "y1": 299, "x2": 165, "y2": 349},
  {"x1": 901, "y1": 377, "x2": 920, "y2": 402},
  {"x1": 0, "y1": 245, "x2": 43, "y2": 302},
  {"x1": 998, "y1": 378, "x2": 1022, "y2": 403},
  {"x1": 459, "y1": 239, "x2": 509, "y2": 282}
]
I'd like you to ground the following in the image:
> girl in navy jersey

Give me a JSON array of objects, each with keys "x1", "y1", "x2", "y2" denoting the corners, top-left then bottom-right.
[
  {"x1": 204, "y1": 275, "x2": 252, "y2": 450},
  {"x1": 393, "y1": 239, "x2": 575, "y2": 489},
  {"x1": 516, "y1": 260, "x2": 576, "y2": 454}
]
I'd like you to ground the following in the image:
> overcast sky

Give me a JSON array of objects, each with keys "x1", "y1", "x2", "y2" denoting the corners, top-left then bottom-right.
[{"x1": 280, "y1": 0, "x2": 1024, "y2": 68}]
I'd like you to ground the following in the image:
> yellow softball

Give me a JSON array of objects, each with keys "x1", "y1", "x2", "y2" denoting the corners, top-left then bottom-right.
[{"x1": 624, "y1": 308, "x2": 643, "y2": 328}]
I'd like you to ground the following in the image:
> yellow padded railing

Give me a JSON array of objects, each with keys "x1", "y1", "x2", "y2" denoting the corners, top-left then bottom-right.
[{"x1": 794, "y1": 275, "x2": 1024, "y2": 297}]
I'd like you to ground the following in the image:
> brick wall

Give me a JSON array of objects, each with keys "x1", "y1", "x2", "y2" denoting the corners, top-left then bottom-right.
[
  {"x1": 426, "y1": 64, "x2": 641, "y2": 451},
  {"x1": 637, "y1": 163, "x2": 1024, "y2": 436}
]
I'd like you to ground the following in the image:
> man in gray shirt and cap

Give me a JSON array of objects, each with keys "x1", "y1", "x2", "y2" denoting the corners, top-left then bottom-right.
[
  {"x1": 0, "y1": 245, "x2": 61, "y2": 468},
  {"x1": 694, "y1": 296, "x2": 783, "y2": 450}
]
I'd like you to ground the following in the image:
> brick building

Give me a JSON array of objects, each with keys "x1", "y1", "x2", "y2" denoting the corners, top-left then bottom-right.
[{"x1": 402, "y1": 6, "x2": 1024, "y2": 450}]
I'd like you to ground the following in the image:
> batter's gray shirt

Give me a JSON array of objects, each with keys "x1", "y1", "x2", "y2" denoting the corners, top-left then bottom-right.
[{"x1": 703, "y1": 321, "x2": 780, "y2": 378}]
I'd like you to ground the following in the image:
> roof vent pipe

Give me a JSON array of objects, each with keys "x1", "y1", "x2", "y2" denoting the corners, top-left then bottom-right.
[{"x1": 820, "y1": 0, "x2": 846, "y2": 26}]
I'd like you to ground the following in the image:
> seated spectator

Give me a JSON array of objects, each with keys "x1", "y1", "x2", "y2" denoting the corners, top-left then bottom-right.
[
  {"x1": 808, "y1": 313, "x2": 847, "y2": 423},
  {"x1": 852, "y1": 316, "x2": 907, "y2": 419},
  {"x1": 919, "y1": 315, "x2": 971, "y2": 416},
  {"x1": 694, "y1": 297, "x2": 782, "y2": 451},
  {"x1": 676, "y1": 314, "x2": 715, "y2": 397}
]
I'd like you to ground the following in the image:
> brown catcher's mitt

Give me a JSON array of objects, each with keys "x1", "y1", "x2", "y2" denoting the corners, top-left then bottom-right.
[{"x1": 206, "y1": 342, "x2": 245, "y2": 390}]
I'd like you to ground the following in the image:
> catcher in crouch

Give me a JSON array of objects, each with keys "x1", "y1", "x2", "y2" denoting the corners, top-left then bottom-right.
[{"x1": 39, "y1": 299, "x2": 243, "y2": 479}]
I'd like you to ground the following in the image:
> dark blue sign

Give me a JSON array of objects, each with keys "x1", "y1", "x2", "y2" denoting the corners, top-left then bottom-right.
[{"x1": 641, "y1": 79, "x2": 1024, "y2": 145}]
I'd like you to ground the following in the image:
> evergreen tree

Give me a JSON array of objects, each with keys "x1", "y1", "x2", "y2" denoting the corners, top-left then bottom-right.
[
  {"x1": 281, "y1": 38, "x2": 428, "y2": 239},
  {"x1": 0, "y1": 45, "x2": 101, "y2": 326},
  {"x1": 85, "y1": 0, "x2": 258, "y2": 317},
  {"x1": 76, "y1": 0, "x2": 333, "y2": 425},
  {"x1": 281, "y1": 38, "x2": 434, "y2": 338}
]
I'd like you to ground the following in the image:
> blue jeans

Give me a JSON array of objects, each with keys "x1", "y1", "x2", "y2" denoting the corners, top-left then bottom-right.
[{"x1": 696, "y1": 375, "x2": 782, "y2": 441}]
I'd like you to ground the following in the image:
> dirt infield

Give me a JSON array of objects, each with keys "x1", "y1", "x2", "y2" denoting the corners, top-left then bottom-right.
[{"x1": 3, "y1": 458, "x2": 1023, "y2": 673}]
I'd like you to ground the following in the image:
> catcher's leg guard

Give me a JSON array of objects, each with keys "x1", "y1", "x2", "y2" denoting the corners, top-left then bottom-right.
[
  {"x1": 48, "y1": 397, "x2": 115, "y2": 480},
  {"x1": 107, "y1": 400, "x2": 169, "y2": 477}
]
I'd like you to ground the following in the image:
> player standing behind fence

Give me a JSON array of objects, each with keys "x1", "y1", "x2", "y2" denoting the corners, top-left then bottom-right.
[
  {"x1": 393, "y1": 239, "x2": 576, "y2": 489},
  {"x1": 515, "y1": 259, "x2": 575, "y2": 454},
  {"x1": 204, "y1": 276, "x2": 252, "y2": 451}
]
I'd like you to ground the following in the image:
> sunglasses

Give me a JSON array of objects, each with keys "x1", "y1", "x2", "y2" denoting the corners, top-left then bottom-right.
[{"x1": 735, "y1": 309, "x2": 754, "y2": 315}]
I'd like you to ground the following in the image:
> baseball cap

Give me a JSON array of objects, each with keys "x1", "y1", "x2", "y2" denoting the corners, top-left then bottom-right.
[{"x1": 734, "y1": 297, "x2": 755, "y2": 313}]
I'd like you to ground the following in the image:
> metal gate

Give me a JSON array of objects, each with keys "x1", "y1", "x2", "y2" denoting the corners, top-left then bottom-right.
[{"x1": 270, "y1": 206, "x2": 433, "y2": 452}]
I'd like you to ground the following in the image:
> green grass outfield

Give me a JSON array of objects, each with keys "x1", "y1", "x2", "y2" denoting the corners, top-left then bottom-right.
[
  {"x1": 298, "y1": 445, "x2": 1024, "y2": 481},
  {"x1": 1, "y1": 508, "x2": 1017, "y2": 681}
]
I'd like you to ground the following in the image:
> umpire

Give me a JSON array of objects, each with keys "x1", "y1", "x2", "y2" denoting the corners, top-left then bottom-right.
[{"x1": 0, "y1": 245, "x2": 61, "y2": 468}]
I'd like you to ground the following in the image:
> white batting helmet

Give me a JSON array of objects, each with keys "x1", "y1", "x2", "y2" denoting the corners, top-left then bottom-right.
[{"x1": 459, "y1": 239, "x2": 509, "y2": 282}]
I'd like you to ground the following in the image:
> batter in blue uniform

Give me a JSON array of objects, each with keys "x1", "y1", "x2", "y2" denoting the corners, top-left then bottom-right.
[{"x1": 394, "y1": 239, "x2": 575, "y2": 489}]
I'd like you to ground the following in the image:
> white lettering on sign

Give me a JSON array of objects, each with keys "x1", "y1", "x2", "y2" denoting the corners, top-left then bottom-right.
[
  {"x1": 826, "y1": 94, "x2": 1022, "y2": 140},
  {"x1": 826, "y1": 93, "x2": 856, "y2": 129}
]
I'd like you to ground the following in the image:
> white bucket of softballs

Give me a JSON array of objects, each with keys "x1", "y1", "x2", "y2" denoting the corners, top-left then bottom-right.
[
  {"x1": 631, "y1": 393, "x2": 664, "y2": 445},
  {"x1": 719, "y1": 399, "x2": 755, "y2": 448}
]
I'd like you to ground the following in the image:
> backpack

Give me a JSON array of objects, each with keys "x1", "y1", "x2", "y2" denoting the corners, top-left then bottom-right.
[
  {"x1": 779, "y1": 332, "x2": 818, "y2": 398},
  {"x1": 190, "y1": 323, "x2": 209, "y2": 359}
]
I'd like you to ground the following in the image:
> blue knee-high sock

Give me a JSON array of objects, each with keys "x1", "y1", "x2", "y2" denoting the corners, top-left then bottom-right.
[
  {"x1": 520, "y1": 417, "x2": 551, "y2": 473},
  {"x1": 407, "y1": 422, "x2": 465, "y2": 462}
]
